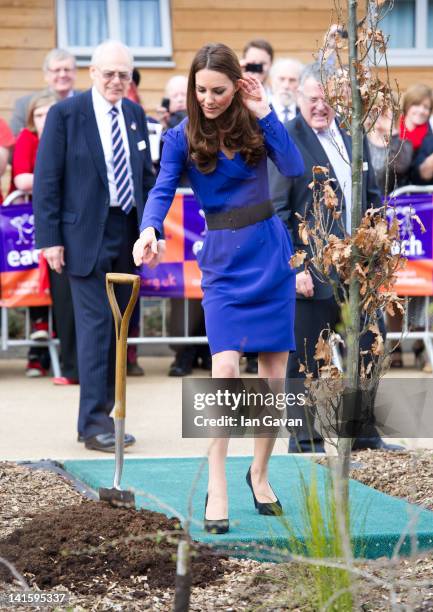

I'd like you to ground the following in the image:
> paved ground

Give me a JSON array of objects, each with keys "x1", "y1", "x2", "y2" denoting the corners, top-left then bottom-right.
[
  {"x1": 1, "y1": 355, "x2": 432, "y2": 462},
  {"x1": 1, "y1": 356, "x2": 273, "y2": 461}
]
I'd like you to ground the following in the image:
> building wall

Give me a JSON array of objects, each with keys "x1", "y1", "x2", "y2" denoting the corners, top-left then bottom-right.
[
  {"x1": 0, "y1": 0, "x2": 432, "y2": 122},
  {"x1": 0, "y1": 0, "x2": 56, "y2": 121}
]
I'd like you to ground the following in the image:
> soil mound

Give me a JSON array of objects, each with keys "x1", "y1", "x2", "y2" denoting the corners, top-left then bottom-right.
[{"x1": 0, "y1": 500, "x2": 225, "y2": 595}]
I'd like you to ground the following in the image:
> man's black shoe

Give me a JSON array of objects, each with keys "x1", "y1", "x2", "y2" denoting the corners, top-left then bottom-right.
[
  {"x1": 168, "y1": 361, "x2": 193, "y2": 376},
  {"x1": 168, "y1": 350, "x2": 195, "y2": 377},
  {"x1": 127, "y1": 361, "x2": 145, "y2": 376},
  {"x1": 352, "y1": 437, "x2": 405, "y2": 451},
  {"x1": 288, "y1": 438, "x2": 325, "y2": 453},
  {"x1": 82, "y1": 432, "x2": 136, "y2": 452}
]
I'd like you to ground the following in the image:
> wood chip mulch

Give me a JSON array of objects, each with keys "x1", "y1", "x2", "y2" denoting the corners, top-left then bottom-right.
[
  {"x1": 1, "y1": 451, "x2": 433, "y2": 611},
  {"x1": 350, "y1": 448, "x2": 433, "y2": 510}
]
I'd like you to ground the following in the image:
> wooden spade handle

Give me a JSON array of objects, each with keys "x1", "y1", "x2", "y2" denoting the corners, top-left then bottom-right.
[{"x1": 106, "y1": 273, "x2": 141, "y2": 419}]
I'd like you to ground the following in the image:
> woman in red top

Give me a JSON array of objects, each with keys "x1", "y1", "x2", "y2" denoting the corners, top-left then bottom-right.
[
  {"x1": 400, "y1": 84, "x2": 432, "y2": 154},
  {"x1": 11, "y1": 92, "x2": 57, "y2": 376},
  {"x1": 12, "y1": 92, "x2": 56, "y2": 193},
  {"x1": 12, "y1": 92, "x2": 79, "y2": 384}
]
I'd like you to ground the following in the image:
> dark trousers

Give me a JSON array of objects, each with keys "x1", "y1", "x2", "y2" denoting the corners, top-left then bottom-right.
[
  {"x1": 68, "y1": 209, "x2": 137, "y2": 439},
  {"x1": 49, "y1": 268, "x2": 78, "y2": 379},
  {"x1": 169, "y1": 298, "x2": 210, "y2": 362},
  {"x1": 28, "y1": 306, "x2": 49, "y2": 368},
  {"x1": 287, "y1": 296, "x2": 386, "y2": 442}
]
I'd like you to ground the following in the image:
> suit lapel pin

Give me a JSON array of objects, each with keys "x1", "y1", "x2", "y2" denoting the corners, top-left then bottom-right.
[{"x1": 131, "y1": 122, "x2": 137, "y2": 131}]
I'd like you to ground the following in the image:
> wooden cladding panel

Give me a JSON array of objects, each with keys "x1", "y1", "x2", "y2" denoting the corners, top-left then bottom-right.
[
  {"x1": 172, "y1": 9, "x2": 332, "y2": 31},
  {"x1": 174, "y1": 0, "x2": 336, "y2": 9},
  {"x1": 0, "y1": 28, "x2": 54, "y2": 49},
  {"x1": 0, "y1": 49, "x2": 48, "y2": 69},
  {"x1": 0, "y1": 0, "x2": 52, "y2": 7},
  {"x1": 0, "y1": 8, "x2": 52, "y2": 27},
  {"x1": 0, "y1": 0, "x2": 55, "y2": 117},
  {"x1": 382, "y1": 68, "x2": 433, "y2": 90},
  {"x1": 172, "y1": 30, "x2": 326, "y2": 52}
]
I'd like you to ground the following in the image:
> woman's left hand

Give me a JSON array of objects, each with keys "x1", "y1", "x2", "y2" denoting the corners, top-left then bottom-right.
[{"x1": 238, "y1": 75, "x2": 271, "y2": 119}]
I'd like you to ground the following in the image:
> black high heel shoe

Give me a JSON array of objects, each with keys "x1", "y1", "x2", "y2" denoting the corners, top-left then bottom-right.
[
  {"x1": 246, "y1": 467, "x2": 283, "y2": 516},
  {"x1": 204, "y1": 494, "x2": 229, "y2": 534}
]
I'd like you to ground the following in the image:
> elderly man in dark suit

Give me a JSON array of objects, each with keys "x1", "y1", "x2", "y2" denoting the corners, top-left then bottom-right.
[
  {"x1": 269, "y1": 63, "x2": 401, "y2": 452},
  {"x1": 33, "y1": 40, "x2": 157, "y2": 452}
]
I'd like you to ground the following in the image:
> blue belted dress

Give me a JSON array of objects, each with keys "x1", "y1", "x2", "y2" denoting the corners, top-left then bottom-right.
[{"x1": 140, "y1": 108, "x2": 304, "y2": 355}]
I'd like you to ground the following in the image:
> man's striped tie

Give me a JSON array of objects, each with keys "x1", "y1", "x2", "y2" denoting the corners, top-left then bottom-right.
[{"x1": 110, "y1": 106, "x2": 133, "y2": 214}]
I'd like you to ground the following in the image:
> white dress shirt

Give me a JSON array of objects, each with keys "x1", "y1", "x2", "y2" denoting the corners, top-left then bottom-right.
[
  {"x1": 315, "y1": 119, "x2": 352, "y2": 233},
  {"x1": 272, "y1": 101, "x2": 297, "y2": 124},
  {"x1": 91, "y1": 86, "x2": 134, "y2": 207}
]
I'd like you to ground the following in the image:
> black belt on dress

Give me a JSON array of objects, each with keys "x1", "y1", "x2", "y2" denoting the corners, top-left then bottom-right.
[{"x1": 205, "y1": 199, "x2": 274, "y2": 231}]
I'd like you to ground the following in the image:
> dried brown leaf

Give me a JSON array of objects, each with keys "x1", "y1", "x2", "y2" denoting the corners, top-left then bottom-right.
[
  {"x1": 298, "y1": 222, "x2": 309, "y2": 246},
  {"x1": 312, "y1": 165, "x2": 329, "y2": 175},
  {"x1": 314, "y1": 332, "x2": 332, "y2": 363},
  {"x1": 289, "y1": 251, "x2": 307, "y2": 269}
]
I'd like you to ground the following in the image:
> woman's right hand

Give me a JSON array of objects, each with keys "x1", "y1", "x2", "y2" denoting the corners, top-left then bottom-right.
[
  {"x1": 133, "y1": 227, "x2": 163, "y2": 269},
  {"x1": 296, "y1": 270, "x2": 314, "y2": 297}
]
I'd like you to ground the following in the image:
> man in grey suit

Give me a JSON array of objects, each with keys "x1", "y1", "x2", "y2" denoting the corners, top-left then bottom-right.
[
  {"x1": 10, "y1": 48, "x2": 77, "y2": 136},
  {"x1": 269, "y1": 64, "x2": 402, "y2": 452}
]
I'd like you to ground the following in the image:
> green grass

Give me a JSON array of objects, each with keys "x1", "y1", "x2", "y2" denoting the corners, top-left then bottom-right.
[{"x1": 281, "y1": 465, "x2": 356, "y2": 611}]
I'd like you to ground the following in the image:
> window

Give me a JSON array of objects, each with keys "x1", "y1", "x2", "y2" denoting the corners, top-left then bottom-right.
[
  {"x1": 379, "y1": 0, "x2": 433, "y2": 65},
  {"x1": 57, "y1": 0, "x2": 173, "y2": 65}
]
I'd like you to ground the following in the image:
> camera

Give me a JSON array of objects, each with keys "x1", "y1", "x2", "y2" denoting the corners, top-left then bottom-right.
[
  {"x1": 161, "y1": 97, "x2": 170, "y2": 111},
  {"x1": 245, "y1": 62, "x2": 263, "y2": 74}
]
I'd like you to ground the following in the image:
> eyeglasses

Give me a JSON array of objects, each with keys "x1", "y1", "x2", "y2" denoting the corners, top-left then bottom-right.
[
  {"x1": 300, "y1": 93, "x2": 328, "y2": 106},
  {"x1": 47, "y1": 67, "x2": 75, "y2": 75},
  {"x1": 97, "y1": 69, "x2": 132, "y2": 82}
]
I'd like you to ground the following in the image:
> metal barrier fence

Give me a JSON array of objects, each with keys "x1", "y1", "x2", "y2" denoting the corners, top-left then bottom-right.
[
  {"x1": 1, "y1": 187, "x2": 432, "y2": 373},
  {"x1": 385, "y1": 185, "x2": 433, "y2": 368},
  {"x1": 1, "y1": 190, "x2": 62, "y2": 375},
  {"x1": 0, "y1": 189, "x2": 207, "y2": 378}
]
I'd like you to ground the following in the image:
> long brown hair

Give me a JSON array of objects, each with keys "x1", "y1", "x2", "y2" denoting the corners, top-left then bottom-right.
[{"x1": 186, "y1": 43, "x2": 266, "y2": 174}]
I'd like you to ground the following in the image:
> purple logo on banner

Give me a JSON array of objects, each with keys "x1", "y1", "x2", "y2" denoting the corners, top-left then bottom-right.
[
  {"x1": 138, "y1": 191, "x2": 207, "y2": 298},
  {"x1": 0, "y1": 203, "x2": 40, "y2": 273},
  {"x1": 139, "y1": 263, "x2": 184, "y2": 297},
  {"x1": 183, "y1": 194, "x2": 206, "y2": 261},
  {"x1": 387, "y1": 195, "x2": 433, "y2": 260}
]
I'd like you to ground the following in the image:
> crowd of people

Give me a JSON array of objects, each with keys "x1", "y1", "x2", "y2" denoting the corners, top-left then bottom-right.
[{"x1": 0, "y1": 34, "x2": 431, "y2": 468}]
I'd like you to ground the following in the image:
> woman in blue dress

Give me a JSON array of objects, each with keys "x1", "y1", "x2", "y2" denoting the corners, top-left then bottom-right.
[{"x1": 133, "y1": 43, "x2": 304, "y2": 533}]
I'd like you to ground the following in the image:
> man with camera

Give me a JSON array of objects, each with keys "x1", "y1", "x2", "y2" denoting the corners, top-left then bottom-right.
[
  {"x1": 240, "y1": 38, "x2": 274, "y2": 99},
  {"x1": 156, "y1": 75, "x2": 188, "y2": 130}
]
